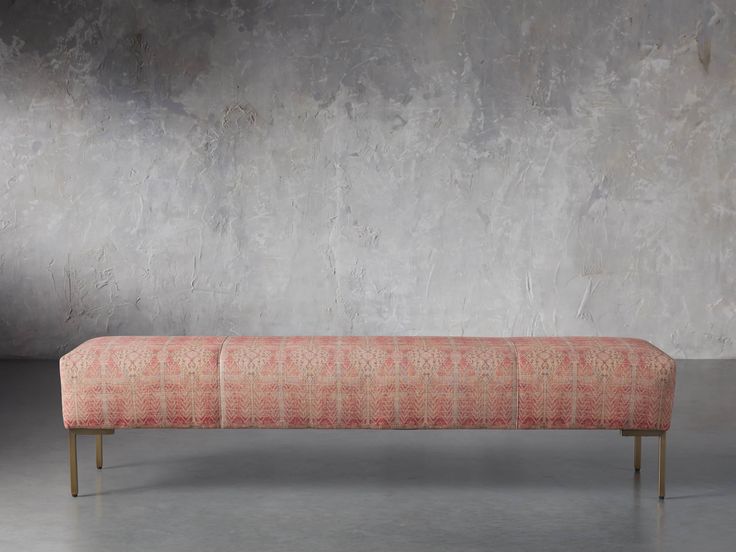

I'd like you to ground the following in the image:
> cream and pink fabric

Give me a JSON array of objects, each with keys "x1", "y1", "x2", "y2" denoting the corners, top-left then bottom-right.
[{"x1": 60, "y1": 336, "x2": 675, "y2": 431}]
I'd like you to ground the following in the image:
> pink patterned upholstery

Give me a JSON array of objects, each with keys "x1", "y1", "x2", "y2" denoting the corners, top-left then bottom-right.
[
  {"x1": 60, "y1": 336, "x2": 224, "y2": 429},
  {"x1": 512, "y1": 337, "x2": 674, "y2": 430},
  {"x1": 219, "y1": 337, "x2": 519, "y2": 429},
  {"x1": 60, "y1": 336, "x2": 675, "y2": 431}
]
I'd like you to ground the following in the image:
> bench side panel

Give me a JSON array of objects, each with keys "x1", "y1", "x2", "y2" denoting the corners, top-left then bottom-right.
[
  {"x1": 60, "y1": 336, "x2": 225, "y2": 429},
  {"x1": 513, "y1": 337, "x2": 675, "y2": 430}
]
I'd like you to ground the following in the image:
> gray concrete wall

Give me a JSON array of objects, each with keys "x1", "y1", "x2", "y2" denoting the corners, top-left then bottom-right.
[{"x1": 0, "y1": 0, "x2": 734, "y2": 359}]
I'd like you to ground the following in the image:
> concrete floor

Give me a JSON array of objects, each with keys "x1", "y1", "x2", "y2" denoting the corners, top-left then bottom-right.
[{"x1": 1, "y1": 360, "x2": 735, "y2": 551}]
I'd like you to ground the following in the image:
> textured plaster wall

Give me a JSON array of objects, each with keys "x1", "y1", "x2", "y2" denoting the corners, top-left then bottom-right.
[{"x1": 0, "y1": 1, "x2": 735, "y2": 359}]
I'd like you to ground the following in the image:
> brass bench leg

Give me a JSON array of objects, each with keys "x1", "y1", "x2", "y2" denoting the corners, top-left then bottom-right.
[
  {"x1": 96, "y1": 435, "x2": 103, "y2": 469},
  {"x1": 634, "y1": 435, "x2": 641, "y2": 472},
  {"x1": 68, "y1": 431, "x2": 78, "y2": 497},
  {"x1": 658, "y1": 432, "x2": 667, "y2": 500},
  {"x1": 67, "y1": 429, "x2": 114, "y2": 497},
  {"x1": 621, "y1": 429, "x2": 667, "y2": 499}
]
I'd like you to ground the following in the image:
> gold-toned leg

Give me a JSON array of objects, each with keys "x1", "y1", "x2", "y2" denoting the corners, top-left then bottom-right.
[
  {"x1": 621, "y1": 429, "x2": 667, "y2": 498},
  {"x1": 634, "y1": 435, "x2": 642, "y2": 472},
  {"x1": 67, "y1": 428, "x2": 113, "y2": 496},
  {"x1": 658, "y1": 432, "x2": 667, "y2": 499},
  {"x1": 96, "y1": 434, "x2": 103, "y2": 469},
  {"x1": 68, "y1": 430, "x2": 78, "y2": 497}
]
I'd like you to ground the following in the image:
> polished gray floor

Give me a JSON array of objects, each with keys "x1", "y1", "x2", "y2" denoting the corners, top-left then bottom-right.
[{"x1": 1, "y1": 360, "x2": 735, "y2": 551}]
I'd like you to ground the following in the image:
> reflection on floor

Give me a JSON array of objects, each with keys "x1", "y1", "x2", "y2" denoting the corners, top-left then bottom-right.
[{"x1": 1, "y1": 359, "x2": 734, "y2": 552}]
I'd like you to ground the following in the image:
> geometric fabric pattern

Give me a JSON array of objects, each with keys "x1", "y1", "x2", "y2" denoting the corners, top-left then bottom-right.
[
  {"x1": 60, "y1": 336, "x2": 675, "y2": 431},
  {"x1": 60, "y1": 336, "x2": 224, "y2": 429}
]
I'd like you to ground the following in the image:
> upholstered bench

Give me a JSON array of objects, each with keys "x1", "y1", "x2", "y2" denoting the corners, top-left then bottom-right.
[{"x1": 60, "y1": 336, "x2": 676, "y2": 497}]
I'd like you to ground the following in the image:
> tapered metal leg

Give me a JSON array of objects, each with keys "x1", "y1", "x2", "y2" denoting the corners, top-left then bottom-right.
[
  {"x1": 634, "y1": 435, "x2": 642, "y2": 472},
  {"x1": 96, "y1": 434, "x2": 103, "y2": 469},
  {"x1": 658, "y1": 432, "x2": 667, "y2": 499},
  {"x1": 68, "y1": 431, "x2": 78, "y2": 497}
]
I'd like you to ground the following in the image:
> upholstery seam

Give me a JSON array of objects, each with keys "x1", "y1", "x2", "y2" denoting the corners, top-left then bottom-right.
[
  {"x1": 161, "y1": 336, "x2": 174, "y2": 429},
  {"x1": 218, "y1": 336, "x2": 230, "y2": 429},
  {"x1": 561, "y1": 336, "x2": 577, "y2": 428},
  {"x1": 620, "y1": 337, "x2": 637, "y2": 430},
  {"x1": 508, "y1": 338, "x2": 519, "y2": 430},
  {"x1": 101, "y1": 336, "x2": 121, "y2": 429},
  {"x1": 448, "y1": 336, "x2": 459, "y2": 428}
]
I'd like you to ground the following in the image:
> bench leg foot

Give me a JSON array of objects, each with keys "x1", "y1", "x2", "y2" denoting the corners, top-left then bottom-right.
[
  {"x1": 658, "y1": 432, "x2": 667, "y2": 500},
  {"x1": 68, "y1": 431, "x2": 78, "y2": 497}
]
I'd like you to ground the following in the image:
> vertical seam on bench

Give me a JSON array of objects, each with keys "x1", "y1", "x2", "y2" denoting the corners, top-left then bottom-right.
[
  {"x1": 161, "y1": 336, "x2": 173, "y2": 428},
  {"x1": 594, "y1": 335, "x2": 606, "y2": 428},
  {"x1": 392, "y1": 336, "x2": 400, "y2": 428},
  {"x1": 278, "y1": 337, "x2": 286, "y2": 427},
  {"x1": 335, "y1": 336, "x2": 342, "y2": 427},
  {"x1": 507, "y1": 338, "x2": 519, "y2": 430},
  {"x1": 101, "y1": 337, "x2": 121, "y2": 429},
  {"x1": 561, "y1": 336, "x2": 577, "y2": 428},
  {"x1": 448, "y1": 336, "x2": 459, "y2": 428},
  {"x1": 621, "y1": 338, "x2": 637, "y2": 430},
  {"x1": 218, "y1": 336, "x2": 230, "y2": 429}
]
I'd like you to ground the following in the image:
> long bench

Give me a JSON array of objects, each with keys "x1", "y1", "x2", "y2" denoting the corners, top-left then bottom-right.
[{"x1": 60, "y1": 336, "x2": 676, "y2": 497}]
